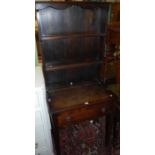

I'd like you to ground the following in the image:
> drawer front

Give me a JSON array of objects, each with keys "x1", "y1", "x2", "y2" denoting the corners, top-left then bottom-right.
[{"x1": 55, "y1": 102, "x2": 113, "y2": 128}]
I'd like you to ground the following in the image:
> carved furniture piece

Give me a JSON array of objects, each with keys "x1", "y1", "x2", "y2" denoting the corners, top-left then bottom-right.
[{"x1": 36, "y1": 2, "x2": 118, "y2": 155}]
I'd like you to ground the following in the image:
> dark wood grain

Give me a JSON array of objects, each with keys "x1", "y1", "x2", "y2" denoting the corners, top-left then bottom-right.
[
  {"x1": 35, "y1": 2, "x2": 118, "y2": 155},
  {"x1": 36, "y1": 2, "x2": 110, "y2": 11},
  {"x1": 41, "y1": 32, "x2": 106, "y2": 40},
  {"x1": 36, "y1": 2, "x2": 108, "y2": 88},
  {"x1": 45, "y1": 60, "x2": 103, "y2": 71},
  {"x1": 54, "y1": 101, "x2": 113, "y2": 128},
  {"x1": 48, "y1": 84, "x2": 110, "y2": 111}
]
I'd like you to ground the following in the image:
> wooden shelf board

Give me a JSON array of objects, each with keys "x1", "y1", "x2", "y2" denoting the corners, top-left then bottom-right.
[
  {"x1": 45, "y1": 60, "x2": 103, "y2": 71},
  {"x1": 41, "y1": 32, "x2": 106, "y2": 41}
]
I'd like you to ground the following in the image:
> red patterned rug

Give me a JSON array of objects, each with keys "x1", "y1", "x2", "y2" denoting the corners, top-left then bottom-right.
[{"x1": 59, "y1": 116, "x2": 119, "y2": 155}]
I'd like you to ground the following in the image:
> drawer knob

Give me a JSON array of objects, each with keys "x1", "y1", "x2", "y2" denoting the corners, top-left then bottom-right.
[
  {"x1": 90, "y1": 120, "x2": 94, "y2": 124},
  {"x1": 84, "y1": 101, "x2": 89, "y2": 105},
  {"x1": 101, "y1": 108, "x2": 106, "y2": 113},
  {"x1": 35, "y1": 143, "x2": 38, "y2": 149},
  {"x1": 109, "y1": 94, "x2": 113, "y2": 97}
]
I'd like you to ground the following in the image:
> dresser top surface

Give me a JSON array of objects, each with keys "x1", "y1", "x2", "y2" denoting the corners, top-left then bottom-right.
[{"x1": 48, "y1": 83, "x2": 111, "y2": 113}]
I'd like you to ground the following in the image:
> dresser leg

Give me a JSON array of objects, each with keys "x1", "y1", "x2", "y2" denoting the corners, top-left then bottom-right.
[{"x1": 52, "y1": 127, "x2": 61, "y2": 155}]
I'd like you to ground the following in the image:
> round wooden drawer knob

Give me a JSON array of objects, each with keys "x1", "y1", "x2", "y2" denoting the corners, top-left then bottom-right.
[
  {"x1": 84, "y1": 101, "x2": 89, "y2": 105},
  {"x1": 109, "y1": 94, "x2": 113, "y2": 97},
  {"x1": 90, "y1": 120, "x2": 94, "y2": 124}
]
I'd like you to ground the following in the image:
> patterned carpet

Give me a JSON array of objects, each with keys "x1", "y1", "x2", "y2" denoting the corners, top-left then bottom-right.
[{"x1": 59, "y1": 115, "x2": 119, "y2": 155}]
